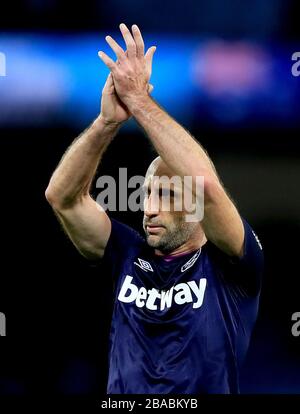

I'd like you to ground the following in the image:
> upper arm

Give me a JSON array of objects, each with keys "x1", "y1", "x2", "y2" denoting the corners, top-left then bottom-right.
[
  {"x1": 52, "y1": 195, "x2": 111, "y2": 260},
  {"x1": 201, "y1": 174, "x2": 245, "y2": 258}
]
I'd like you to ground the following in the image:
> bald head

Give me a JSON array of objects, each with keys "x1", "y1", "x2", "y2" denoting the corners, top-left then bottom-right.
[
  {"x1": 145, "y1": 156, "x2": 175, "y2": 179},
  {"x1": 145, "y1": 157, "x2": 180, "y2": 192}
]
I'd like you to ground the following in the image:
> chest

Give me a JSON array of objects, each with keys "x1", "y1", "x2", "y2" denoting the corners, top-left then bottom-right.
[{"x1": 114, "y1": 251, "x2": 217, "y2": 314}]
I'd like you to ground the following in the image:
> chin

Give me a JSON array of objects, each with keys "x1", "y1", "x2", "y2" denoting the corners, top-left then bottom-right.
[{"x1": 146, "y1": 234, "x2": 161, "y2": 248}]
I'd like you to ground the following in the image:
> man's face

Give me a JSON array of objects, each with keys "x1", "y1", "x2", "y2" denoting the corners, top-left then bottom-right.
[{"x1": 142, "y1": 161, "x2": 198, "y2": 253}]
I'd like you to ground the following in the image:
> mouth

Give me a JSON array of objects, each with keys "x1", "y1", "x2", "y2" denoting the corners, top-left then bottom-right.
[{"x1": 146, "y1": 225, "x2": 165, "y2": 234}]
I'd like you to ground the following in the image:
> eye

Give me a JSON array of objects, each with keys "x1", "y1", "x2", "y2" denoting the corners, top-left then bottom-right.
[{"x1": 159, "y1": 188, "x2": 174, "y2": 198}]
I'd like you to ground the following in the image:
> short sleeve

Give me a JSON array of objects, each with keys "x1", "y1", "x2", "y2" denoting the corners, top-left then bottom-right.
[
  {"x1": 101, "y1": 218, "x2": 145, "y2": 281},
  {"x1": 208, "y1": 218, "x2": 264, "y2": 297}
]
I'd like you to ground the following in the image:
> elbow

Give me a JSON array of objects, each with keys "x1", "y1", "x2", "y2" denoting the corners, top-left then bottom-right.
[
  {"x1": 45, "y1": 184, "x2": 88, "y2": 210},
  {"x1": 203, "y1": 173, "x2": 219, "y2": 199},
  {"x1": 45, "y1": 185, "x2": 54, "y2": 204},
  {"x1": 45, "y1": 185, "x2": 60, "y2": 209},
  {"x1": 45, "y1": 184, "x2": 69, "y2": 210}
]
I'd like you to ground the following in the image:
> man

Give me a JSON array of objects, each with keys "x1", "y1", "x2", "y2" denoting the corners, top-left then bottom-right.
[{"x1": 45, "y1": 23, "x2": 264, "y2": 394}]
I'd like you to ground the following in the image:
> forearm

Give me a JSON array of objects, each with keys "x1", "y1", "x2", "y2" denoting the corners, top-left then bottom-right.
[
  {"x1": 46, "y1": 116, "x2": 121, "y2": 208},
  {"x1": 126, "y1": 95, "x2": 217, "y2": 179}
]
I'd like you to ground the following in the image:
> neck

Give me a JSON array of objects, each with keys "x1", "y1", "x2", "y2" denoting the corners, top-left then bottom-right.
[{"x1": 155, "y1": 231, "x2": 207, "y2": 257}]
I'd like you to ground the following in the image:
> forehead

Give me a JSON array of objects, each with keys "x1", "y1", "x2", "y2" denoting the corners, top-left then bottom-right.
[{"x1": 144, "y1": 161, "x2": 182, "y2": 190}]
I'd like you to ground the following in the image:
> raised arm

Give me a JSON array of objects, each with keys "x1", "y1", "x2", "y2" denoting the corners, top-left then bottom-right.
[
  {"x1": 98, "y1": 23, "x2": 244, "y2": 258},
  {"x1": 45, "y1": 112, "x2": 118, "y2": 260},
  {"x1": 46, "y1": 41, "x2": 156, "y2": 260}
]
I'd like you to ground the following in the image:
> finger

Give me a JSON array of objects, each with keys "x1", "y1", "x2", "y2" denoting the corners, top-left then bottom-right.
[
  {"x1": 103, "y1": 72, "x2": 112, "y2": 88},
  {"x1": 98, "y1": 51, "x2": 117, "y2": 72},
  {"x1": 105, "y1": 72, "x2": 114, "y2": 88},
  {"x1": 105, "y1": 35, "x2": 126, "y2": 62},
  {"x1": 131, "y1": 24, "x2": 145, "y2": 58},
  {"x1": 119, "y1": 23, "x2": 136, "y2": 59},
  {"x1": 102, "y1": 73, "x2": 115, "y2": 94},
  {"x1": 145, "y1": 46, "x2": 156, "y2": 66},
  {"x1": 145, "y1": 46, "x2": 157, "y2": 76}
]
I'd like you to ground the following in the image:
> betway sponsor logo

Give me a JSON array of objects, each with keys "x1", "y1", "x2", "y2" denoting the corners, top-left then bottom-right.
[{"x1": 118, "y1": 276, "x2": 207, "y2": 311}]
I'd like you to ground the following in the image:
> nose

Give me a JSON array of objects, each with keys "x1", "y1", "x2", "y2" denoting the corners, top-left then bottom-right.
[{"x1": 144, "y1": 193, "x2": 159, "y2": 218}]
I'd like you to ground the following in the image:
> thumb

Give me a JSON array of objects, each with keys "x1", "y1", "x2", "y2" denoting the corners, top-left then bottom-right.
[{"x1": 102, "y1": 73, "x2": 115, "y2": 93}]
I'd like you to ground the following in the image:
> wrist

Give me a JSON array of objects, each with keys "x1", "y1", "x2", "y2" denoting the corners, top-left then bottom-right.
[
  {"x1": 122, "y1": 93, "x2": 152, "y2": 111},
  {"x1": 95, "y1": 114, "x2": 124, "y2": 129}
]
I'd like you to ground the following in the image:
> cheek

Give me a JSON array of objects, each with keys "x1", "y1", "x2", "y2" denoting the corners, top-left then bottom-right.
[
  {"x1": 181, "y1": 189, "x2": 197, "y2": 214},
  {"x1": 166, "y1": 211, "x2": 184, "y2": 230},
  {"x1": 171, "y1": 194, "x2": 188, "y2": 214},
  {"x1": 158, "y1": 212, "x2": 171, "y2": 228}
]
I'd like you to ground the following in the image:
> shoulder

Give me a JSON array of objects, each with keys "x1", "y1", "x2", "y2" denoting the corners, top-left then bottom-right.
[
  {"x1": 202, "y1": 218, "x2": 264, "y2": 296},
  {"x1": 104, "y1": 218, "x2": 147, "y2": 261}
]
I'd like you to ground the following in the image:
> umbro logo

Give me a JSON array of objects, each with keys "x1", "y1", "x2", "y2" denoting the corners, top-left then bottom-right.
[
  {"x1": 181, "y1": 249, "x2": 201, "y2": 272},
  {"x1": 134, "y1": 250, "x2": 201, "y2": 273},
  {"x1": 134, "y1": 258, "x2": 154, "y2": 272}
]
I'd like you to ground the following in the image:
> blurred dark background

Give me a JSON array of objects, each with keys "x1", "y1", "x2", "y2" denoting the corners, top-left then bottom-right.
[{"x1": 0, "y1": 0, "x2": 300, "y2": 395}]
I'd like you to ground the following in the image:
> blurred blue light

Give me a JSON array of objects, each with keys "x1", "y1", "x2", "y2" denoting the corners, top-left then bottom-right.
[{"x1": 0, "y1": 33, "x2": 299, "y2": 129}]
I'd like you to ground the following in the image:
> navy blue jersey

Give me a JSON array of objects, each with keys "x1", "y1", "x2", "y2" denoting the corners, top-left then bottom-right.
[{"x1": 102, "y1": 218, "x2": 264, "y2": 394}]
